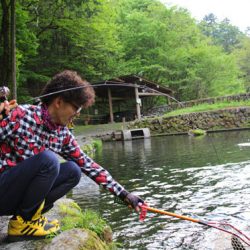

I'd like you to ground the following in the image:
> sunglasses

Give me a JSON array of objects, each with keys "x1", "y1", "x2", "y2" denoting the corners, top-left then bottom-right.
[{"x1": 71, "y1": 103, "x2": 82, "y2": 114}]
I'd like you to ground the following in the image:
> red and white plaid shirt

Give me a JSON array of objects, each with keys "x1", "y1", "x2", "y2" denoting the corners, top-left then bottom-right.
[{"x1": 0, "y1": 104, "x2": 125, "y2": 196}]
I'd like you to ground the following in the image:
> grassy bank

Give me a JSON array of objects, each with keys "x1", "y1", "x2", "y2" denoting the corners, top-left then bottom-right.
[{"x1": 165, "y1": 100, "x2": 250, "y2": 117}]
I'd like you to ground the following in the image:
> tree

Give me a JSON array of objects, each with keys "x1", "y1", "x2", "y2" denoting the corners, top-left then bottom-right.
[
  {"x1": 0, "y1": 0, "x2": 11, "y2": 87},
  {"x1": 10, "y1": 0, "x2": 16, "y2": 98},
  {"x1": 233, "y1": 37, "x2": 250, "y2": 90},
  {"x1": 115, "y1": 0, "x2": 244, "y2": 100},
  {"x1": 199, "y1": 13, "x2": 218, "y2": 38},
  {"x1": 0, "y1": 0, "x2": 38, "y2": 99},
  {"x1": 1, "y1": 0, "x2": 245, "y2": 102},
  {"x1": 20, "y1": 0, "x2": 124, "y2": 93},
  {"x1": 199, "y1": 14, "x2": 244, "y2": 53},
  {"x1": 0, "y1": 0, "x2": 17, "y2": 98}
]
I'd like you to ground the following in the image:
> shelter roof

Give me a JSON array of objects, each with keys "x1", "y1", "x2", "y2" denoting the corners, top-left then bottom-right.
[{"x1": 93, "y1": 75, "x2": 173, "y2": 100}]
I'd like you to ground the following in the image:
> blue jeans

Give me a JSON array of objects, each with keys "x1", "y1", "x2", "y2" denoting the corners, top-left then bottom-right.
[{"x1": 0, "y1": 150, "x2": 81, "y2": 220}]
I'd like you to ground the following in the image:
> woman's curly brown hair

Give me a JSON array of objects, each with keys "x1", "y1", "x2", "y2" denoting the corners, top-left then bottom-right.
[{"x1": 40, "y1": 70, "x2": 95, "y2": 108}]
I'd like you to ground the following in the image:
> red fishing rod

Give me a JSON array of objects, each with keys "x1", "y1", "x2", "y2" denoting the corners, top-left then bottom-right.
[{"x1": 139, "y1": 204, "x2": 250, "y2": 249}]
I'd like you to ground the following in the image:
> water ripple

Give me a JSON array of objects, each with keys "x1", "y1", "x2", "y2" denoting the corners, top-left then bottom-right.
[{"x1": 73, "y1": 131, "x2": 250, "y2": 249}]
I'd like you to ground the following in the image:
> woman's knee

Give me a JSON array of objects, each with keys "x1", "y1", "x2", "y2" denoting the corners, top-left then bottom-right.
[
  {"x1": 40, "y1": 150, "x2": 58, "y2": 162},
  {"x1": 38, "y1": 150, "x2": 60, "y2": 176},
  {"x1": 65, "y1": 161, "x2": 82, "y2": 185}
]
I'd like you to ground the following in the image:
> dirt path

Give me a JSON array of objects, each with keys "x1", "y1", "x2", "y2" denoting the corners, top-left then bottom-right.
[{"x1": 74, "y1": 122, "x2": 126, "y2": 137}]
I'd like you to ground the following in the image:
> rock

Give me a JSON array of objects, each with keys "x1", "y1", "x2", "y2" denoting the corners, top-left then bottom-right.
[
  {"x1": 0, "y1": 216, "x2": 9, "y2": 242},
  {"x1": 101, "y1": 226, "x2": 112, "y2": 243},
  {"x1": 43, "y1": 228, "x2": 107, "y2": 250},
  {"x1": 131, "y1": 107, "x2": 250, "y2": 135}
]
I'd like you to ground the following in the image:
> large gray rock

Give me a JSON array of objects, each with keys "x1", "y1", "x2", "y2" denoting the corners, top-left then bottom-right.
[{"x1": 43, "y1": 228, "x2": 107, "y2": 250}]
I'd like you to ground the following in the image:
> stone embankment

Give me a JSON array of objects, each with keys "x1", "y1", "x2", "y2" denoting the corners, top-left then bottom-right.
[
  {"x1": 145, "y1": 92, "x2": 250, "y2": 117},
  {"x1": 129, "y1": 107, "x2": 250, "y2": 135}
]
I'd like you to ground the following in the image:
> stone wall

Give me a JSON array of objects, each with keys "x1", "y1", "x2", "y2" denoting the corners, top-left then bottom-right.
[
  {"x1": 145, "y1": 93, "x2": 250, "y2": 117},
  {"x1": 129, "y1": 107, "x2": 250, "y2": 135}
]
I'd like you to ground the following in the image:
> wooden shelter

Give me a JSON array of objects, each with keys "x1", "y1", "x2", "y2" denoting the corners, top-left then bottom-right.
[{"x1": 93, "y1": 75, "x2": 173, "y2": 123}]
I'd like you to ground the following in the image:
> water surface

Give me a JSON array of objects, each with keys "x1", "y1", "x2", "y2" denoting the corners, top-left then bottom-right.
[{"x1": 72, "y1": 130, "x2": 250, "y2": 249}]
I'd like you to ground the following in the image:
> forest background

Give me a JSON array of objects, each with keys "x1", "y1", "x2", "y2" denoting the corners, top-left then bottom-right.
[{"x1": 1, "y1": 0, "x2": 250, "y2": 107}]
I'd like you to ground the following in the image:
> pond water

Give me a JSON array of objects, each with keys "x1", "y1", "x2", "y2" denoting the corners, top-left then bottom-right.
[{"x1": 72, "y1": 130, "x2": 250, "y2": 249}]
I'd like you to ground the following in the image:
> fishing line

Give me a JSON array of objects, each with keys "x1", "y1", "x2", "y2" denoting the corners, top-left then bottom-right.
[
  {"x1": 6, "y1": 82, "x2": 220, "y2": 161},
  {"x1": 24, "y1": 82, "x2": 183, "y2": 106},
  {"x1": 3, "y1": 81, "x2": 221, "y2": 161},
  {"x1": 207, "y1": 132, "x2": 221, "y2": 163},
  {"x1": 139, "y1": 205, "x2": 250, "y2": 249},
  {"x1": 114, "y1": 196, "x2": 249, "y2": 249},
  {"x1": 2, "y1": 83, "x2": 220, "y2": 160}
]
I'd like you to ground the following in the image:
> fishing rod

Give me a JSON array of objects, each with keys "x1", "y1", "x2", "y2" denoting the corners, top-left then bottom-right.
[
  {"x1": 0, "y1": 83, "x2": 220, "y2": 162},
  {"x1": 1, "y1": 83, "x2": 221, "y2": 163},
  {"x1": 0, "y1": 82, "x2": 184, "y2": 123},
  {"x1": 139, "y1": 204, "x2": 250, "y2": 249},
  {"x1": 23, "y1": 82, "x2": 183, "y2": 106}
]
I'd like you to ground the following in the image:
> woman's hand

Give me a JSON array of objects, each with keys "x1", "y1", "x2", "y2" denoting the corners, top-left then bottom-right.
[
  {"x1": 124, "y1": 192, "x2": 144, "y2": 212},
  {"x1": 0, "y1": 99, "x2": 18, "y2": 119}
]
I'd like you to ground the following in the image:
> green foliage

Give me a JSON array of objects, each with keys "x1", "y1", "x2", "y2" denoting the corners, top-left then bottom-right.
[
  {"x1": 1, "y1": 0, "x2": 249, "y2": 103},
  {"x1": 188, "y1": 129, "x2": 206, "y2": 136},
  {"x1": 15, "y1": 2, "x2": 39, "y2": 100},
  {"x1": 92, "y1": 139, "x2": 102, "y2": 151},
  {"x1": 59, "y1": 201, "x2": 111, "y2": 240},
  {"x1": 81, "y1": 144, "x2": 95, "y2": 157},
  {"x1": 16, "y1": 2, "x2": 38, "y2": 61},
  {"x1": 165, "y1": 100, "x2": 250, "y2": 117},
  {"x1": 81, "y1": 139, "x2": 102, "y2": 157},
  {"x1": 233, "y1": 37, "x2": 250, "y2": 90},
  {"x1": 199, "y1": 14, "x2": 244, "y2": 53},
  {"x1": 115, "y1": 1, "x2": 245, "y2": 100},
  {"x1": 55, "y1": 200, "x2": 119, "y2": 250},
  {"x1": 21, "y1": 0, "x2": 124, "y2": 82},
  {"x1": 198, "y1": 13, "x2": 249, "y2": 96}
]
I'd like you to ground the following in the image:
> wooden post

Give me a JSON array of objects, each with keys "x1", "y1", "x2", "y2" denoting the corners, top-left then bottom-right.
[
  {"x1": 135, "y1": 86, "x2": 141, "y2": 119},
  {"x1": 108, "y1": 88, "x2": 114, "y2": 123}
]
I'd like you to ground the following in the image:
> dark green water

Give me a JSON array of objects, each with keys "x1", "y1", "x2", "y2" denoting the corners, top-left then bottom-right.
[{"x1": 72, "y1": 130, "x2": 250, "y2": 249}]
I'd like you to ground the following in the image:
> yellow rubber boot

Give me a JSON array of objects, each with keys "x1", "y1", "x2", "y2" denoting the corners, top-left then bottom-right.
[
  {"x1": 8, "y1": 215, "x2": 59, "y2": 241},
  {"x1": 32, "y1": 200, "x2": 59, "y2": 227},
  {"x1": 8, "y1": 201, "x2": 60, "y2": 241},
  {"x1": 41, "y1": 215, "x2": 59, "y2": 227}
]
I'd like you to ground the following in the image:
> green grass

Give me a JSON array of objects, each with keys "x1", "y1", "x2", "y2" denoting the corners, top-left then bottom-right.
[
  {"x1": 74, "y1": 122, "x2": 127, "y2": 136},
  {"x1": 81, "y1": 139, "x2": 102, "y2": 157},
  {"x1": 165, "y1": 100, "x2": 250, "y2": 117},
  {"x1": 57, "y1": 201, "x2": 119, "y2": 249},
  {"x1": 188, "y1": 129, "x2": 206, "y2": 136},
  {"x1": 59, "y1": 203, "x2": 108, "y2": 236},
  {"x1": 92, "y1": 139, "x2": 102, "y2": 150}
]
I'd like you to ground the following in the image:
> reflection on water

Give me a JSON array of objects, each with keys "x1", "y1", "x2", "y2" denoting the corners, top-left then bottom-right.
[{"x1": 72, "y1": 131, "x2": 250, "y2": 249}]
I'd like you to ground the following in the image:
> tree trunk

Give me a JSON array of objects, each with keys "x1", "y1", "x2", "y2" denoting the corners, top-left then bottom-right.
[
  {"x1": 10, "y1": 0, "x2": 16, "y2": 99},
  {"x1": 0, "y1": 0, "x2": 11, "y2": 88}
]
